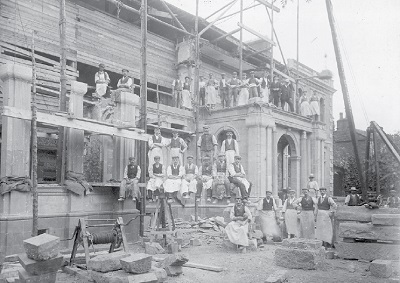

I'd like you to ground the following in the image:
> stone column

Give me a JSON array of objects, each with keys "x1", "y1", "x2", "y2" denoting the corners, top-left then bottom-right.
[
  {"x1": 66, "y1": 81, "x2": 87, "y2": 173},
  {"x1": 265, "y1": 126, "x2": 273, "y2": 195},
  {"x1": 0, "y1": 63, "x2": 32, "y2": 215},
  {"x1": 0, "y1": 63, "x2": 32, "y2": 258},
  {"x1": 290, "y1": 156, "x2": 301, "y2": 197},
  {"x1": 272, "y1": 127, "x2": 278, "y2": 197},
  {"x1": 245, "y1": 107, "x2": 274, "y2": 199},
  {"x1": 283, "y1": 148, "x2": 289, "y2": 188},
  {"x1": 112, "y1": 91, "x2": 140, "y2": 181},
  {"x1": 300, "y1": 131, "x2": 307, "y2": 190},
  {"x1": 320, "y1": 139, "x2": 325, "y2": 187}
]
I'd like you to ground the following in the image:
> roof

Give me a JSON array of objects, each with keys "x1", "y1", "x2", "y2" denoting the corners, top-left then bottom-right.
[{"x1": 334, "y1": 129, "x2": 367, "y2": 143}]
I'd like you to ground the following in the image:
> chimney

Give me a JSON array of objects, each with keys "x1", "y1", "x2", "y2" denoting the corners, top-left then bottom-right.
[{"x1": 337, "y1": 112, "x2": 348, "y2": 132}]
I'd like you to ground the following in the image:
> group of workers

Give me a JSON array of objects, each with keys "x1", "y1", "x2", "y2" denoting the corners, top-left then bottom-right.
[{"x1": 118, "y1": 124, "x2": 252, "y2": 206}]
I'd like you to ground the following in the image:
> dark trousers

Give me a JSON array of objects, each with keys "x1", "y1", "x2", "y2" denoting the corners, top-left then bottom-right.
[
  {"x1": 200, "y1": 88, "x2": 205, "y2": 105},
  {"x1": 196, "y1": 182, "x2": 212, "y2": 198},
  {"x1": 230, "y1": 88, "x2": 239, "y2": 107},
  {"x1": 220, "y1": 87, "x2": 230, "y2": 108},
  {"x1": 147, "y1": 189, "x2": 160, "y2": 200},
  {"x1": 212, "y1": 179, "x2": 231, "y2": 199},
  {"x1": 174, "y1": 90, "x2": 182, "y2": 108},
  {"x1": 281, "y1": 98, "x2": 294, "y2": 112},
  {"x1": 272, "y1": 93, "x2": 280, "y2": 107},
  {"x1": 228, "y1": 177, "x2": 252, "y2": 199}
]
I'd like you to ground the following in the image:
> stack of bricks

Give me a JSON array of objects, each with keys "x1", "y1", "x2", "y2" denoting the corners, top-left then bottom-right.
[
  {"x1": 274, "y1": 238, "x2": 325, "y2": 270},
  {"x1": 18, "y1": 233, "x2": 63, "y2": 283},
  {"x1": 335, "y1": 206, "x2": 400, "y2": 261}
]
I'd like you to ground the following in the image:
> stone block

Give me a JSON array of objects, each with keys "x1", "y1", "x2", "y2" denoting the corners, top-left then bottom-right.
[
  {"x1": 339, "y1": 222, "x2": 400, "y2": 241},
  {"x1": 18, "y1": 253, "x2": 63, "y2": 275},
  {"x1": 164, "y1": 265, "x2": 182, "y2": 276},
  {"x1": 18, "y1": 269, "x2": 56, "y2": 283},
  {"x1": 151, "y1": 267, "x2": 167, "y2": 282},
  {"x1": 325, "y1": 250, "x2": 335, "y2": 259},
  {"x1": 145, "y1": 242, "x2": 165, "y2": 255},
  {"x1": 159, "y1": 254, "x2": 188, "y2": 268},
  {"x1": 372, "y1": 214, "x2": 400, "y2": 226},
  {"x1": 336, "y1": 206, "x2": 400, "y2": 222},
  {"x1": 336, "y1": 242, "x2": 400, "y2": 261},
  {"x1": 23, "y1": 234, "x2": 59, "y2": 261},
  {"x1": 129, "y1": 273, "x2": 158, "y2": 283},
  {"x1": 275, "y1": 247, "x2": 325, "y2": 270},
  {"x1": 248, "y1": 239, "x2": 258, "y2": 251},
  {"x1": 91, "y1": 270, "x2": 129, "y2": 283},
  {"x1": 370, "y1": 260, "x2": 393, "y2": 278},
  {"x1": 120, "y1": 253, "x2": 152, "y2": 274},
  {"x1": 87, "y1": 251, "x2": 131, "y2": 272},
  {"x1": 190, "y1": 238, "x2": 201, "y2": 246},
  {"x1": 265, "y1": 270, "x2": 287, "y2": 283},
  {"x1": 167, "y1": 243, "x2": 179, "y2": 254},
  {"x1": 281, "y1": 238, "x2": 323, "y2": 250}
]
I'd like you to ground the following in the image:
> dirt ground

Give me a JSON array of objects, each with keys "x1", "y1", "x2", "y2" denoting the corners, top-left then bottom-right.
[{"x1": 53, "y1": 234, "x2": 398, "y2": 283}]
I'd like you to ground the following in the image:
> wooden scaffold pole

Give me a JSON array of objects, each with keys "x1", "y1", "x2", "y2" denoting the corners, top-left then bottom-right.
[
  {"x1": 194, "y1": 0, "x2": 200, "y2": 222},
  {"x1": 31, "y1": 30, "x2": 39, "y2": 237},
  {"x1": 139, "y1": 0, "x2": 148, "y2": 237}
]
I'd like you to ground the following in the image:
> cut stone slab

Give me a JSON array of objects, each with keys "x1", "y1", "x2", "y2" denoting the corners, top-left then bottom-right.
[
  {"x1": 325, "y1": 250, "x2": 335, "y2": 259},
  {"x1": 275, "y1": 247, "x2": 325, "y2": 270},
  {"x1": 339, "y1": 222, "x2": 400, "y2": 241},
  {"x1": 145, "y1": 242, "x2": 165, "y2": 255},
  {"x1": 164, "y1": 265, "x2": 183, "y2": 276},
  {"x1": 372, "y1": 214, "x2": 400, "y2": 226},
  {"x1": 370, "y1": 259, "x2": 393, "y2": 278},
  {"x1": 336, "y1": 242, "x2": 400, "y2": 261},
  {"x1": 120, "y1": 253, "x2": 152, "y2": 274},
  {"x1": 167, "y1": 242, "x2": 179, "y2": 254},
  {"x1": 18, "y1": 253, "x2": 63, "y2": 275},
  {"x1": 18, "y1": 269, "x2": 56, "y2": 283},
  {"x1": 129, "y1": 273, "x2": 158, "y2": 283},
  {"x1": 281, "y1": 238, "x2": 323, "y2": 250},
  {"x1": 190, "y1": 238, "x2": 201, "y2": 246},
  {"x1": 265, "y1": 270, "x2": 287, "y2": 283},
  {"x1": 336, "y1": 206, "x2": 400, "y2": 222},
  {"x1": 87, "y1": 251, "x2": 131, "y2": 272},
  {"x1": 159, "y1": 254, "x2": 188, "y2": 268},
  {"x1": 91, "y1": 270, "x2": 129, "y2": 283},
  {"x1": 23, "y1": 234, "x2": 60, "y2": 261},
  {"x1": 248, "y1": 238, "x2": 258, "y2": 251},
  {"x1": 151, "y1": 266, "x2": 167, "y2": 282}
]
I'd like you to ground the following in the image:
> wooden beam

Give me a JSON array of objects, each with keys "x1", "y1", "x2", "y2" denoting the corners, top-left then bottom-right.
[
  {"x1": 210, "y1": 28, "x2": 240, "y2": 44},
  {"x1": 216, "y1": 3, "x2": 261, "y2": 23},
  {"x1": 255, "y1": 0, "x2": 280, "y2": 12},
  {"x1": 152, "y1": 257, "x2": 223, "y2": 272},
  {"x1": 2, "y1": 106, "x2": 149, "y2": 141},
  {"x1": 244, "y1": 47, "x2": 271, "y2": 59},
  {"x1": 237, "y1": 23, "x2": 275, "y2": 46},
  {"x1": 160, "y1": 0, "x2": 187, "y2": 31}
]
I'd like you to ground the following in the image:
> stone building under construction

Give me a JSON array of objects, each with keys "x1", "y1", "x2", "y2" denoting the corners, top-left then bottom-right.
[{"x1": 0, "y1": 0, "x2": 335, "y2": 255}]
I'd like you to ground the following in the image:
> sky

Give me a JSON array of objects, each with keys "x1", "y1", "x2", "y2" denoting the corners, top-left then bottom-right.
[{"x1": 165, "y1": 0, "x2": 400, "y2": 134}]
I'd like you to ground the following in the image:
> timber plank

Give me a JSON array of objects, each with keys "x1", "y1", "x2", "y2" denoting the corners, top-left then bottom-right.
[
  {"x1": 339, "y1": 222, "x2": 400, "y2": 241},
  {"x1": 335, "y1": 206, "x2": 400, "y2": 222}
]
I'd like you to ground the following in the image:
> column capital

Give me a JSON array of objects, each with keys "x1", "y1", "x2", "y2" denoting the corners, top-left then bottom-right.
[
  {"x1": 0, "y1": 63, "x2": 32, "y2": 82},
  {"x1": 71, "y1": 81, "x2": 88, "y2": 96}
]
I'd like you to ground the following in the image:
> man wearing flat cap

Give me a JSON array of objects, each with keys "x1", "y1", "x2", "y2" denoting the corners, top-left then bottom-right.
[
  {"x1": 294, "y1": 188, "x2": 317, "y2": 239},
  {"x1": 196, "y1": 156, "x2": 214, "y2": 202},
  {"x1": 180, "y1": 155, "x2": 198, "y2": 199},
  {"x1": 219, "y1": 73, "x2": 230, "y2": 108},
  {"x1": 228, "y1": 71, "x2": 240, "y2": 107},
  {"x1": 118, "y1": 156, "x2": 141, "y2": 202},
  {"x1": 228, "y1": 155, "x2": 252, "y2": 202},
  {"x1": 282, "y1": 189, "x2": 298, "y2": 238},
  {"x1": 148, "y1": 127, "x2": 167, "y2": 166},
  {"x1": 167, "y1": 130, "x2": 187, "y2": 166},
  {"x1": 163, "y1": 155, "x2": 184, "y2": 204},
  {"x1": 257, "y1": 190, "x2": 280, "y2": 244},
  {"x1": 146, "y1": 155, "x2": 165, "y2": 202},
  {"x1": 117, "y1": 69, "x2": 133, "y2": 91},
  {"x1": 280, "y1": 78, "x2": 294, "y2": 112},
  {"x1": 344, "y1": 187, "x2": 362, "y2": 206},
  {"x1": 211, "y1": 153, "x2": 231, "y2": 203},
  {"x1": 197, "y1": 125, "x2": 218, "y2": 161},
  {"x1": 315, "y1": 187, "x2": 337, "y2": 248},
  {"x1": 95, "y1": 63, "x2": 110, "y2": 98},
  {"x1": 220, "y1": 130, "x2": 239, "y2": 166},
  {"x1": 307, "y1": 173, "x2": 320, "y2": 198}
]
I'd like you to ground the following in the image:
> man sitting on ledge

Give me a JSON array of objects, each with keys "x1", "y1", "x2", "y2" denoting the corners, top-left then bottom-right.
[
  {"x1": 119, "y1": 156, "x2": 141, "y2": 202},
  {"x1": 228, "y1": 155, "x2": 252, "y2": 203},
  {"x1": 225, "y1": 197, "x2": 252, "y2": 252}
]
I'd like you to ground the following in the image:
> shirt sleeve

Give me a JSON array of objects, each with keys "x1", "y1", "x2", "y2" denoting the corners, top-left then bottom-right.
[
  {"x1": 212, "y1": 164, "x2": 217, "y2": 177},
  {"x1": 117, "y1": 79, "x2": 122, "y2": 88},
  {"x1": 148, "y1": 164, "x2": 154, "y2": 178},
  {"x1": 328, "y1": 197, "x2": 337, "y2": 210},
  {"x1": 228, "y1": 164, "x2": 235, "y2": 177},
  {"x1": 234, "y1": 140, "x2": 240, "y2": 155},
  {"x1": 194, "y1": 165, "x2": 199, "y2": 176},
  {"x1": 282, "y1": 199, "x2": 287, "y2": 212},
  {"x1": 344, "y1": 195, "x2": 350, "y2": 204},
  {"x1": 148, "y1": 136, "x2": 154, "y2": 148},
  {"x1": 123, "y1": 166, "x2": 128, "y2": 179},
  {"x1": 220, "y1": 140, "x2": 226, "y2": 153},
  {"x1": 272, "y1": 198, "x2": 277, "y2": 211},
  {"x1": 166, "y1": 166, "x2": 172, "y2": 177},
  {"x1": 95, "y1": 72, "x2": 100, "y2": 83},
  {"x1": 212, "y1": 135, "x2": 218, "y2": 146},
  {"x1": 245, "y1": 206, "x2": 252, "y2": 219},
  {"x1": 230, "y1": 206, "x2": 235, "y2": 220},
  {"x1": 136, "y1": 166, "x2": 141, "y2": 179},
  {"x1": 127, "y1": 78, "x2": 133, "y2": 87},
  {"x1": 198, "y1": 166, "x2": 203, "y2": 176},
  {"x1": 197, "y1": 136, "x2": 202, "y2": 147},
  {"x1": 240, "y1": 165, "x2": 246, "y2": 176},
  {"x1": 172, "y1": 80, "x2": 176, "y2": 87},
  {"x1": 178, "y1": 166, "x2": 184, "y2": 177},
  {"x1": 180, "y1": 138, "x2": 188, "y2": 151}
]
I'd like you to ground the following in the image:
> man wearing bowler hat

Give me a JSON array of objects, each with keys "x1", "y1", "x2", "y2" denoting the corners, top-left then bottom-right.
[{"x1": 344, "y1": 187, "x2": 362, "y2": 206}]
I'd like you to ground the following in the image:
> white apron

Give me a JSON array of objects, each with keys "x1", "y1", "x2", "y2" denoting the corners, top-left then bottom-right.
[
  {"x1": 259, "y1": 210, "x2": 280, "y2": 238},
  {"x1": 284, "y1": 209, "x2": 298, "y2": 236},
  {"x1": 225, "y1": 220, "x2": 249, "y2": 246},
  {"x1": 205, "y1": 86, "x2": 217, "y2": 105},
  {"x1": 181, "y1": 89, "x2": 192, "y2": 109},
  {"x1": 298, "y1": 210, "x2": 315, "y2": 239},
  {"x1": 180, "y1": 174, "x2": 197, "y2": 194},
  {"x1": 146, "y1": 176, "x2": 164, "y2": 191},
  {"x1": 316, "y1": 210, "x2": 333, "y2": 244}
]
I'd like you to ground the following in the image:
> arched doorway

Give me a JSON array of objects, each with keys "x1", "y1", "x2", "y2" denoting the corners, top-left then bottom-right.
[
  {"x1": 277, "y1": 134, "x2": 298, "y2": 195},
  {"x1": 216, "y1": 129, "x2": 238, "y2": 148}
]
